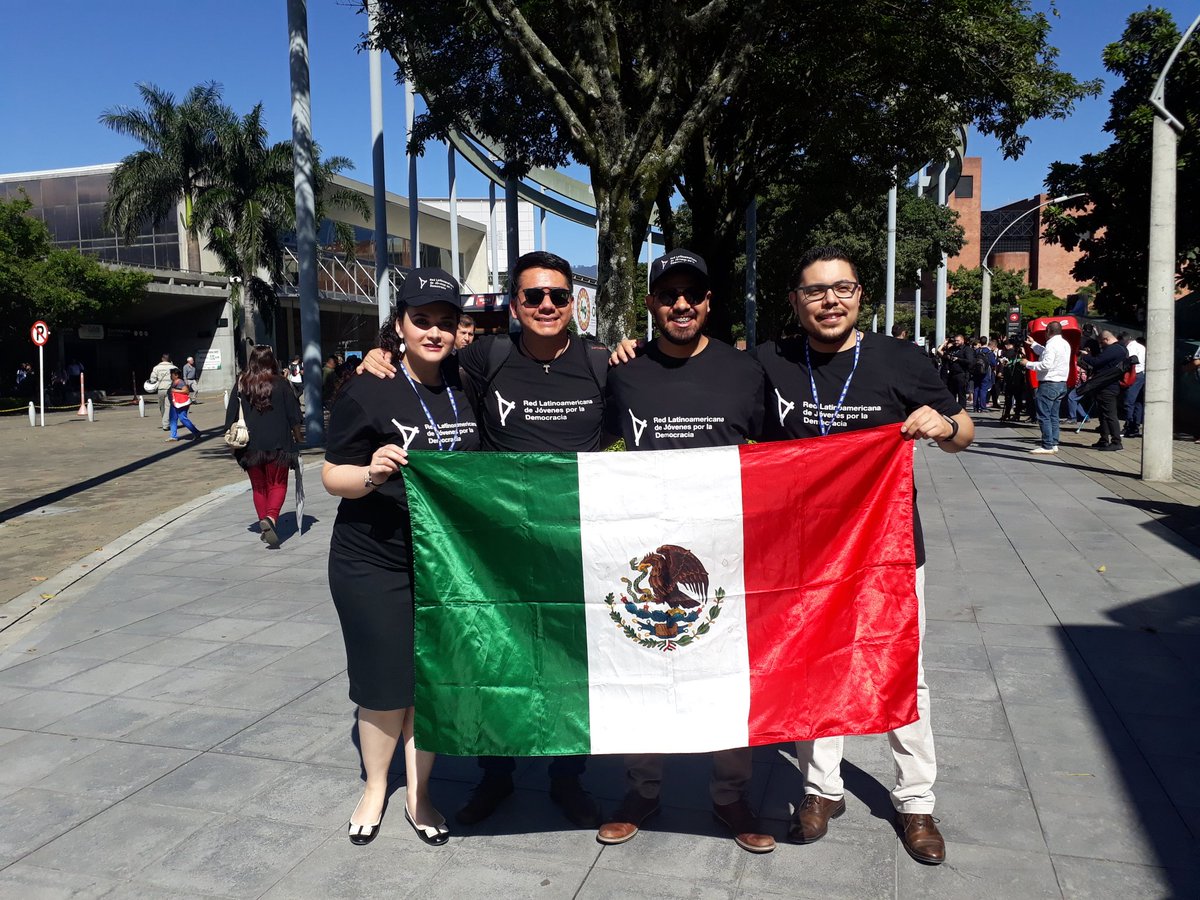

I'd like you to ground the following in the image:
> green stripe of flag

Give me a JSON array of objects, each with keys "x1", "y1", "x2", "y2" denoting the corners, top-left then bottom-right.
[{"x1": 405, "y1": 451, "x2": 591, "y2": 755}]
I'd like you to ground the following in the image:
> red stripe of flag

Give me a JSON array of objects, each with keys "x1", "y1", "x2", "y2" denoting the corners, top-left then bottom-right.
[{"x1": 740, "y1": 425, "x2": 920, "y2": 744}]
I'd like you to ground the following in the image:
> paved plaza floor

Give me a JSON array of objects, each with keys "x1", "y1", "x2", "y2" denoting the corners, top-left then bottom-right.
[{"x1": 0, "y1": 417, "x2": 1197, "y2": 898}]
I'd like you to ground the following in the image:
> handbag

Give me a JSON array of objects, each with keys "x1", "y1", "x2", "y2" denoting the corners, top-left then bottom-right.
[
  {"x1": 223, "y1": 398, "x2": 250, "y2": 449},
  {"x1": 170, "y1": 388, "x2": 192, "y2": 409}
]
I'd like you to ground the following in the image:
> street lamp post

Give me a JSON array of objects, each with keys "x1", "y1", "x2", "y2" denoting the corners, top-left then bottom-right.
[
  {"x1": 980, "y1": 193, "x2": 1085, "y2": 336},
  {"x1": 1144, "y1": 13, "x2": 1200, "y2": 483}
]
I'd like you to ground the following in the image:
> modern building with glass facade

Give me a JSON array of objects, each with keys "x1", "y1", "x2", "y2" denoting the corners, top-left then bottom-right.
[{"x1": 1, "y1": 164, "x2": 490, "y2": 394}]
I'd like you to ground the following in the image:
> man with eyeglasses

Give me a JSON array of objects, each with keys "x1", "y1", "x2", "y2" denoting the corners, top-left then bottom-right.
[
  {"x1": 360, "y1": 250, "x2": 611, "y2": 829},
  {"x1": 756, "y1": 245, "x2": 973, "y2": 866},
  {"x1": 597, "y1": 249, "x2": 772, "y2": 854}
]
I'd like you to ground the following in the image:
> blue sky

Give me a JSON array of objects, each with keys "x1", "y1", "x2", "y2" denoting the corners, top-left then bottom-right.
[{"x1": 1, "y1": 1, "x2": 1195, "y2": 267}]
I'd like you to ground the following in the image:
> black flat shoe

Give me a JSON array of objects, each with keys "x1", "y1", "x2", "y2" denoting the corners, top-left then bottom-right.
[
  {"x1": 405, "y1": 803, "x2": 450, "y2": 846},
  {"x1": 348, "y1": 795, "x2": 387, "y2": 846}
]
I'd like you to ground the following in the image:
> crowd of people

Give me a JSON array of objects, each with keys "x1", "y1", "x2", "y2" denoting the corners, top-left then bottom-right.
[{"x1": 926, "y1": 324, "x2": 1150, "y2": 453}]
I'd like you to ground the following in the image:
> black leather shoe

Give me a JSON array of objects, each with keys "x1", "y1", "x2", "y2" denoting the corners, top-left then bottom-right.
[
  {"x1": 455, "y1": 775, "x2": 514, "y2": 825},
  {"x1": 1099, "y1": 443, "x2": 1123, "y2": 451},
  {"x1": 1092, "y1": 440, "x2": 1110, "y2": 448},
  {"x1": 550, "y1": 776, "x2": 601, "y2": 828},
  {"x1": 348, "y1": 795, "x2": 387, "y2": 846},
  {"x1": 405, "y1": 802, "x2": 449, "y2": 846}
]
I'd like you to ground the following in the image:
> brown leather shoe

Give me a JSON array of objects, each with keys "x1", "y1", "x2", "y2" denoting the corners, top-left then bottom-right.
[
  {"x1": 596, "y1": 791, "x2": 659, "y2": 845},
  {"x1": 788, "y1": 794, "x2": 845, "y2": 843},
  {"x1": 897, "y1": 812, "x2": 945, "y2": 865},
  {"x1": 713, "y1": 798, "x2": 775, "y2": 853}
]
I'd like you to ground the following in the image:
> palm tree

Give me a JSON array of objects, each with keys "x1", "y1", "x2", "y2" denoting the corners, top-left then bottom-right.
[
  {"x1": 101, "y1": 83, "x2": 230, "y2": 272},
  {"x1": 193, "y1": 104, "x2": 368, "y2": 348}
]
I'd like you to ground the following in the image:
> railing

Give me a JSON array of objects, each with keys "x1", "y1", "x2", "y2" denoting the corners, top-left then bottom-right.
[{"x1": 279, "y1": 248, "x2": 403, "y2": 305}]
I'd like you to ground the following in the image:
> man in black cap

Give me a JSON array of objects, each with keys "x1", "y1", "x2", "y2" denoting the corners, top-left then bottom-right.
[
  {"x1": 359, "y1": 250, "x2": 609, "y2": 829},
  {"x1": 597, "y1": 249, "x2": 773, "y2": 853}
]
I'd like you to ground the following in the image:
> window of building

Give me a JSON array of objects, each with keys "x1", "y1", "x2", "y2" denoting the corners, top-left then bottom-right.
[{"x1": 954, "y1": 176, "x2": 974, "y2": 200}]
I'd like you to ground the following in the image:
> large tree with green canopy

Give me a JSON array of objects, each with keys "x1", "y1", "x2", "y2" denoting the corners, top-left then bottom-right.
[
  {"x1": 371, "y1": 0, "x2": 1097, "y2": 343},
  {"x1": 1043, "y1": 8, "x2": 1200, "y2": 324}
]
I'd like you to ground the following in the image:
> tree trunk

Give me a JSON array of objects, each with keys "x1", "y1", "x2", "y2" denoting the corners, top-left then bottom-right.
[
  {"x1": 183, "y1": 194, "x2": 202, "y2": 273},
  {"x1": 593, "y1": 186, "x2": 645, "y2": 347},
  {"x1": 239, "y1": 267, "x2": 258, "y2": 366}
]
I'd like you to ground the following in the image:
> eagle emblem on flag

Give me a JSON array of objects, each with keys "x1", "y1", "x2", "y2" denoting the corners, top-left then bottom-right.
[{"x1": 604, "y1": 544, "x2": 725, "y2": 652}]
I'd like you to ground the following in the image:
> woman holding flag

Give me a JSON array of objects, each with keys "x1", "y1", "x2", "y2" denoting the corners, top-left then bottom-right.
[{"x1": 322, "y1": 268, "x2": 478, "y2": 847}]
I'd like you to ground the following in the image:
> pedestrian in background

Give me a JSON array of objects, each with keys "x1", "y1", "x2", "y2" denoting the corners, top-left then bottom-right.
[
  {"x1": 1079, "y1": 330, "x2": 1129, "y2": 451},
  {"x1": 1024, "y1": 321, "x2": 1071, "y2": 455},
  {"x1": 165, "y1": 368, "x2": 201, "y2": 442},
  {"x1": 1119, "y1": 332, "x2": 1145, "y2": 438},
  {"x1": 183, "y1": 356, "x2": 200, "y2": 399},
  {"x1": 148, "y1": 353, "x2": 175, "y2": 431},
  {"x1": 223, "y1": 345, "x2": 302, "y2": 548}
]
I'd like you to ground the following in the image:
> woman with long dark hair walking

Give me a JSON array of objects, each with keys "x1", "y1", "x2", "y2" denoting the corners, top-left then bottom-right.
[{"x1": 223, "y1": 344, "x2": 302, "y2": 548}]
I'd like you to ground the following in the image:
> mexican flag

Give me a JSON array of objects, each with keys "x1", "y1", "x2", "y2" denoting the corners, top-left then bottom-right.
[{"x1": 404, "y1": 424, "x2": 919, "y2": 756}]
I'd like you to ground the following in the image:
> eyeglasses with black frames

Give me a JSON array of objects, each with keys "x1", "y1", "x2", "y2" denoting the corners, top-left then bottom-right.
[
  {"x1": 796, "y1": 281, "x2": 862, "y2": 303},
  {"x1": 518, "y1": 286, "x2": 573, "y2": 308}
]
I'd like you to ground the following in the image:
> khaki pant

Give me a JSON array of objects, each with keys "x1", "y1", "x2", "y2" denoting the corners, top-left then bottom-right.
[{"x1": 795, "y1": 566, "x2": 936, "y2": 814}]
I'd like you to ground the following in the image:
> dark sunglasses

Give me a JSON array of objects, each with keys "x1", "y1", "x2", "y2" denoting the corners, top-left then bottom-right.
[
  {"x1": 518, "y1": 286, "x2": 573, "y2": 308},
  {"x1": 652, "y1": 287, "x2": 708, "y2": 306}
]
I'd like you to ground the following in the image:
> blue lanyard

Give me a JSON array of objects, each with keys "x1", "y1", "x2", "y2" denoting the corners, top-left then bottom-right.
[
  {"x1": 804, "y1": 331, "x2": 861, "y2": 436},
  {"x1": 399, "y1": 361, "x2": 460, "y2": 451}
]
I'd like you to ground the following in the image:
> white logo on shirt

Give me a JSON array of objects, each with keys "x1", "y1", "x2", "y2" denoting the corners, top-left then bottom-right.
[
  {"x1": 775, "y1": 388, "x2": 795, "y2": 424},
  {"x1": 629, "y1": 410, "x2": 648, "y2": 447},
  {"x1": 391, "y1": 418, "x2": 420, "y2": 449},
  {"x1": 495, "y1": 390, "x2": 516, "y2": 426}
]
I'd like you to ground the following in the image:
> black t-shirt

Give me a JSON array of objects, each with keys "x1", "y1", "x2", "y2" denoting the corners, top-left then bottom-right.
[
  {"x1": 758, "y1": 331, "x2": 962, "y2": 566},
  {"x1": 325, "y1": 368, "x2": 479, "y2": 568},
  {"x1": 458, "y1": 334, "x2": 609, "y2": 451},
  {"x1": 605, "y1": 339, "x2": 765, "y2": 449}
]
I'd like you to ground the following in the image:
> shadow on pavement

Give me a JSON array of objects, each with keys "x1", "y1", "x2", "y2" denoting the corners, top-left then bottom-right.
[
  {"x1": 0, "y1": 427, "x2": 226, "y2": 523},
  {"x1": 1061, "y1": 585, "x2": 1200, "y2": 895}
]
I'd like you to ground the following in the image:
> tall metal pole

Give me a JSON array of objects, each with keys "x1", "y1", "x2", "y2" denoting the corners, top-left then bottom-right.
[
  {"x1": 934, "y1": 161, "x2": 948, "y2": 347},
  {"x1": 745, "y1": 199, "x2": 758, "y2": 351},
  {"x1": 404, "y1": 77, "x2": 419, "y2": 264},
  {"x1": 488, "y1": 179, "x2": 499, "y2": 292},
  {"x1": 504, "y1": 173, "x2": 520, "y2": 281},
  {"x1": 1143, "y1": 13, "x2": 1200, "y2": 482},
  {"x1": 645, "y1": 230, "x2": 653, "y2": 342},
  {"x1": 447, "y1": 144, "x2": 461, "y2": 285},
  {"x1": 885, "y1": 181, "x2": 897, "y2": 335},
  {"x1": 540, "y1": 186, "x2": 547, "y2": 251},
  {"x1": 287, "y1": 0, "x2": 323, "y2": 445},
  {"x1": 913, "y1": 270, "x2": 922, "y2": 348},
  {"x1": 980, "y1": 194, "x2": 1083, "y2": 338},
  {"x1": 367, "y1": 2, "x2": 390, "y2": 326}
]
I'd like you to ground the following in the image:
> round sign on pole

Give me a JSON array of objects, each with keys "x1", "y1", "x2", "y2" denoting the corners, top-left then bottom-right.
[{"x1": 31, "y1": 320, "x2": 50, "y2": 346}]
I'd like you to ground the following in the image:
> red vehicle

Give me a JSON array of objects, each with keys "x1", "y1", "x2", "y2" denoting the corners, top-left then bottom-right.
[{"x1": 1025, "y1": 315, "x2": 1082, "y2": 389}]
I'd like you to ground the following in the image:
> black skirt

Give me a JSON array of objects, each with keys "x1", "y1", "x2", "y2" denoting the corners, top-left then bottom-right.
[{"x1": 327, "y1": 549, "x2": 414, "y2": 710}]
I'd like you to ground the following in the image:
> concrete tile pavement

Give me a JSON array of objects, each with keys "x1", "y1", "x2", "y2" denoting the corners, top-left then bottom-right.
[{"x1": 0, "y1": 422, "x2": 1197, "y2": 897}]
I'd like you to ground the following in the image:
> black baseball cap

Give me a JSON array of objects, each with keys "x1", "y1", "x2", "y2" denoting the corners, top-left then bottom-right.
[
  {"x1": 649, "y1": 250, "x2": 709, "y2": 290},
  {"x1": 399, "y1": 267, "x2": 462, "y2": 309}
]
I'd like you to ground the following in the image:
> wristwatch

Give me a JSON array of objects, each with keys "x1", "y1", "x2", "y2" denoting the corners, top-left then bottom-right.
[{"x1": 938, "y1": 415, "x2": 960, "y2": 442}]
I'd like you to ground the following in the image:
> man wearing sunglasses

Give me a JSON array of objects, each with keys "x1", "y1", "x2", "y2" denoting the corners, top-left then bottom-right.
[
  {"x1": 359, "y1": 250, "x2": 610, "y2": 829},
  {"x1": 756, "y1": 245, "x2": 973, "y2": 866},
  {"x1": 597, "y1": 250, "x2": 772, "y2": 854}
]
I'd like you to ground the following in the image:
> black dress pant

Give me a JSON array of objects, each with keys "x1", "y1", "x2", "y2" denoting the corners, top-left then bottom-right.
[{"x1": 1097, "y1": 388, "x2": 1122, "y2": 445}]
